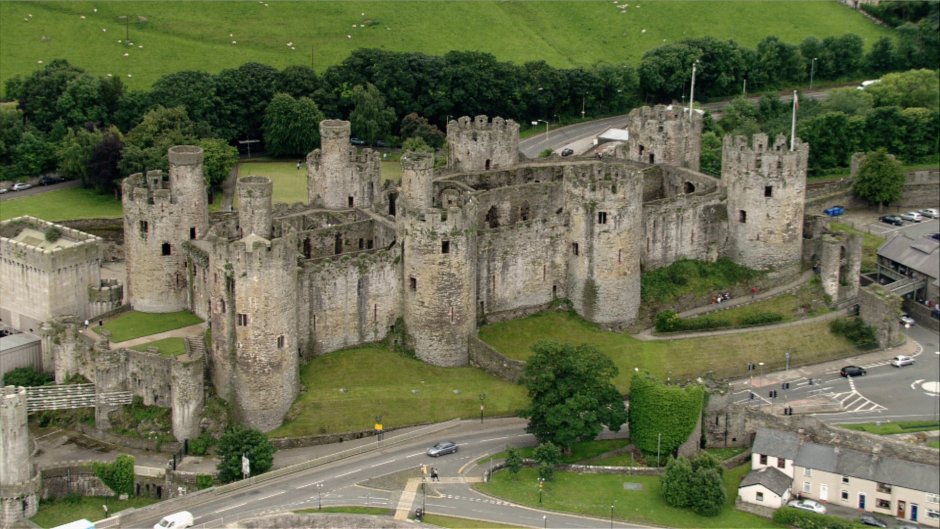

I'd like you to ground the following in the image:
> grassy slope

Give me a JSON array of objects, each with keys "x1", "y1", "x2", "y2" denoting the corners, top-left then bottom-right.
[
  {"x1": 0, "y1": 188, "x2": 123, "y2": 221},
  {"x1": 0, "y1": 1, "x2": 890, "y2": 96},
  {"x1": 96, "y1": 310, "x2": 202, "y2": 342},
  {"x1": 480, "y1": 311, "x2": 857, "y2": 392}
]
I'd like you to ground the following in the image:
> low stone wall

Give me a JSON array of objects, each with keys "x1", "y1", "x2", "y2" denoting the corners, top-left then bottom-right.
[
  {"x1": 76, "y1": 423, "x2": 181, "y2": 453},
  {"x1": 229, "y1": 514, "x2": 415, "y2": 529},
  {"x1": 558, "y1": 464, "x2": 662, "y2": 476},
  {"x1": 735, "y1": 497, "x2": 776, "y2": 519},
  {"x1": 269, "y1": 429, "x2": 374, "y2": 450},
  {"x1": 468, "y1": 334, "x2": 524, "y2": 382},
  {"x1": 40, "y1": 462, "x2": 113, "y2": 499},
  {"x1": 907, "y1": 302, "x2": 940, "y2": 333},
  {"x1": 722, "y1": 449, "x2": 752, "y2": 469}
]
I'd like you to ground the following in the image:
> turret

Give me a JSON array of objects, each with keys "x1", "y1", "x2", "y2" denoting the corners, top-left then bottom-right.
[
  {"x1": 400, "y1": 150, "x2": 435, "y2": 212},
  {"x1": 622, "y1": 105, "x2": 703, "y2": 171},
  {"x1": 1, "y1": 386, "x2": 39, "y2": 526},
  {"x1": 307, "y1": 120, "x2": 381, "y2": 210},
  {"x1": 238, "y1": 176, "x2": 273, "y2": 239},
  {"x1": 722, "y1": 133, "x2": 808, "y2": 271},
  {"x1": 446, "y1": 116, "x2": 519, "y2": 172}
]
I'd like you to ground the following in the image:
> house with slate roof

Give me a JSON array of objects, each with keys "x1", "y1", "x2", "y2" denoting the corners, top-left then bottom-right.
[{"x1": 740, "y1": 429, "x2": 940, "y2": 527}]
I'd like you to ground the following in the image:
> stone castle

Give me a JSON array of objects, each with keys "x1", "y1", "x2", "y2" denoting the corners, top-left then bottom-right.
[{"x1": 115, "y1": 106, "x2": 810, "y2": 432}]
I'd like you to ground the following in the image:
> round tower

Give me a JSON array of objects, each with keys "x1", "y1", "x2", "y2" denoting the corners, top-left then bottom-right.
[
  {"x1": 622, "y1": 105, "x2": 703, "y2": 170},
  {"x1": 308, "y1": 120, "x2": 350, "y2": 208},
  {"x1": 446, "y1": 116, "x2": 519, "y2": 172},
  {"x1": 564, "y1": 162, "x2": 644, "y2": 326},
  {"x1": 168, "y1": 145, "x2": 209, "y2": 230},
  {"x1": 0, "y1": 386, "x2": 39, "y2": 526},
  {"x1": 237, "y1": 176, "x2": 273, "y2": 239},
  {"x1": 722, "y1": 133, "x2": 808, "y2": 271},
  {"x1": 400, "y1": 150, "x2": 435, "y2": 211},
  {"x1": 400, "y1": 199, "x2": 478, "y2": 366}
]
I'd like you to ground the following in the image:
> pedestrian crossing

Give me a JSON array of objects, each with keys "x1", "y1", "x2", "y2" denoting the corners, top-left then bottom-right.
[
  {"x1": 732, "y1": 371, "x2": 886, "y2": 414},
  {"x1": 442, "y1": 493, "x2": 513, "y2": 506}
]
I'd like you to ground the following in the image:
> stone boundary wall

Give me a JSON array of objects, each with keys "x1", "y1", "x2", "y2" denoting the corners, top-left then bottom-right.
[
  {"x1": 558, "y1": 464, "x2": 663, "y2": 476},
  {"x1": 76, "y1": 422, "x2": 181, "y2": 453},
  {"x1": 735, "y1": 497, "x2": 776, "y2": 519},
  {"x1": 907, "y1": 302, "x2": 939, "y2": 333},
  {"x1": 269, "y1": 429, "x2": 374, "y2": 450},
  {"x1": 39, "y1": 462, "x2": 113, "y2": 499},
  {"x1": 722, "y1": 449, "x2": 752, "y2": 469},
  {"x1": 467, "y1": 334, "x2": 524, "y2": 382}
]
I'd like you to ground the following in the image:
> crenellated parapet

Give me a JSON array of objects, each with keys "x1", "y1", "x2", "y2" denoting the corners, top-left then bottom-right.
[
  {"x1": 622, "y1": 104, "x2": 703, "y2": 171},
  {"x1": 306, "y1": 120, "x2": 381, "y2": 210},
  {"x1": 447, "y1": 115, "x2": 519, "y2": 173}
]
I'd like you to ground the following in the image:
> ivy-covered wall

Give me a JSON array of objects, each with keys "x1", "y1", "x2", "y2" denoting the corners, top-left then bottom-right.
[{"x1": 628, "y1": 373, "x2": 705, "y2": 458}]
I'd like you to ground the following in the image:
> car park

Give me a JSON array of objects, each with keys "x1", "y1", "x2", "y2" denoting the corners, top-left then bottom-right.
[
  {"x1": 39, "y1": 176, "x2": 66, "y2": 185},
  {"x1": 919, "y1": 208, "x2": 938, "y2": 219},
  {"x1": 899, "y1": 314, "x2": 915, "y2": 327},
  {"x1": 823, "y1": 205, "x2": 844, "y2": 217},
  {"x1": 427, "y1": 441, "x2": 458, "y2": 457},
  {"x1": 840, "y1": 365, "x2": 867, "y2": 377},
  {"x1": 858, "y1": 515, "x2": 887, "y2": 527},
  {"x1": 11, "y1": 182, "x2": 32, "y2": 191},
  {"x1": 890, "y1": 354, "x2": 914, "y2": 367},
  {"x1": 900, "y1": 211, "x2": 923, "y2": 222},
  {"x1": 879, "y1": 215, "x2": 903, "y2": 226},
  {"x1": 561, "y1": 148, "x2": 574, "y2": 157},
  {"x1": 787, "y1": 498, "x2": 826, "y2": 514}
]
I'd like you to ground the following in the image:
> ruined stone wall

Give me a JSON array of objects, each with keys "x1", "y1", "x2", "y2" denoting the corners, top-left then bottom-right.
[
  {"x1": 442, "y1": 163, "x2": 565, "y2": 192},
  {"x1": 400, "y1": 151, "x2": 434, "y2": 211},
  {"x1": 0, "y1": 386, "x2": 39, "y2": 527},
  {"x1": 307, "y1": 120, "x2": 381, "y2": 209},
  {"x1": 400, "y1": 203, "x2": 478, "y2": 366},
  {"x1": 467, "y1": 335, "x2": 524, "y2": 382},
  {"x1": 171, "y1": 343, "x2": 204, "y2": 441},
  {"x1": 564, "y1": 162, "x2": 643, "y2": 327},
  {"x1": 858, "y1": 285, "x2": 903, "y2": 348},
  {"x1": 819, "y1": 232, "x2": 863, "y2": 303},
  {"x1": 298, "y1": 248, "x2": 401, "y2": 357},
  {"x1": 446, "y1": 116, "x2": 519, "y2": 173},
  {"x1": 722, "y1": 134, "x2": 808, "y2": 271},
  {"x1": 622, "y1": 105, "x2": 703, "y2": 171},
  {"x1": 126, "y1": 348, "x2": 174, "y2": 407},
  {"x1": 237, "y1": 176, "x2": 273, "y2": 239},
  {"x1": 298, "y1": 220, "x2": 391, "y2": 259},
  {"x1": 39, "y1": 463, "x2": 113, "y2": 499}
]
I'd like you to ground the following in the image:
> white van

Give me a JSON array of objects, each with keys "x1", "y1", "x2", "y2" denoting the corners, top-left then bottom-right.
[
  {"x1": 51, "y1": 520, "x2": 95, "y2": 529},
  {"x1": 153, "y1": 511, "x2": 194, "y2": 529},
  {"x1": 890, "y1": 355, "x2": 914, "y2": 367}
]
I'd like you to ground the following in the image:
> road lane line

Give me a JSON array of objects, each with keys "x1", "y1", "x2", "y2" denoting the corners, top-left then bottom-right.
[
  {"x1": 297, "y1": 480, "x2": 321, "y2": 489},
  {"x1": 335, "y1": 468, "x2": 361, "y2": 477},
  {"x1": 209, "y1": 501, "x2": 246, "y2": 514}
]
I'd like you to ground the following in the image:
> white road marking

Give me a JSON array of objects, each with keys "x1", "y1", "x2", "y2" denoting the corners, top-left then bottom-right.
[
  {"x1": 254, "y1": 490, "x2": 285, "y2": 502},
  {"x1": 297, "y1": 480, "x2": 322, "y2": 489},
  {"x1": 335, "y1": 468, "x2": 361, "y2": 478},
  {"x1": 209, "y1": 501, "x2": 246, "y2": 514}
]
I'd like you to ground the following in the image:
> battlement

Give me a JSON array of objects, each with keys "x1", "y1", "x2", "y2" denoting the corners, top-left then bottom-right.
[
  {"x1": 122, "y1": 170, "x2": 179, "y2": 208},
  {"x1": 0, "y1": 385, "x2": 27, "y2": 410},
  {"x1": 627, "y1": 104, "x2": 702, "y2": 126},
  {"x1": 0, "y1": 216, "x2": 103, "y2": 270},
  {"x1": 724, "y1": 133, "x2": 804, "y2": 154},
  {"x1": 238, "y1": 175, "x2": 273, "y2": 198},
  {"x1": 447, "y1": 115, "x2": 520, "y2": 172},
  {"x1": 320, "y1": 119, "x2": 351, "y2": 141},
  {"x1": 451, "y1": 115, "x2": 519, "y2": 134},
  {"x1": 401, "y1": 150, "x2": 434, "y2": 172},
  {"x1": 721, "y1": 133, "x2": 809, "y2": 182},
  {"x1": 168, "y1": 145, "x2": 204, "y2": 166},
  {"x1": 564, "y1": 162, "x2": 642, "y2": 196}
]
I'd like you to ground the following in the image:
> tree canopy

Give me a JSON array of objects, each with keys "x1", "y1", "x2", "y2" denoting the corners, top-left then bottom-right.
[
  {"x1": 853, "y1": 149, "x2": 905, "y2": 210},
  {"x1": 262, "y1": 93, "x2": 324, "y2": 157},
  {"x1": 518, "y1": 341, "x2": 627, "y2": 452},
  {"x1": 216, "y1": 425, "x2": 276, "y2": 483}
]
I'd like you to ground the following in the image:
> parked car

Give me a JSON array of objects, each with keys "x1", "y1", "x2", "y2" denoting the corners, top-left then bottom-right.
[
  {"x1": 0, "y1": 187, "x2": 8, "y2": 194},
  {"x1": 153, "y1": 511, "x2": 194, "y2": 529},
  {"x1": 900, "y1": 211, "x2": 923, "y2": 222},
  {"x1": 879, "y1": 215, "x2": 903, "y2": 226},
  {"x1": 427, "y1": 441, "x2": 458, "y2": 457},
  {"x1": 931, "y1": 232, "x2": 940, "y2": 241},
  {"x1": 11, "y1": 182, "x2": 32, "y2": 191},
  {"x1": 890, "y1": 354, "x2": 915, "y2": 367},
  {"x1": 840, "y1": 365, "x2": 867, "y2": 377},
  {"x1": 824, "y1": 205, "x2": 844, "y2": 217},
  {"x1": 899, "y1": 314, "x2": 915, "y2": 327},
  {"x1": 858, "y1": 515, "x2": 887, "y2": 527},
  {"x1": 349, "y1": 137, "x2": 366, "y2": 146},
  {"x1": 787, "y1": 498, "x2": 827, "y2": 514},
  {"x1": 919, "y1": 208, "x2": 938, "y2": 219},
  {"x1": 38, "y1": 176, "x2": 66, "y2": 185},
  {"x1": 561, "y1": 148, "x2": 574, "y2": 157}
]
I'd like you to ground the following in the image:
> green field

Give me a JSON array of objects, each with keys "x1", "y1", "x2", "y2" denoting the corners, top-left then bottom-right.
[
  {"x1": 95, "y1": 310, "x2": 202, "y2": 343},
  {"x1": 131, "y1": 337, "x2": 187, "y2": 357},
  {"x1": 31, "y1": 496, "x2": 158, "y2": 529},
  {"x1": 0, "y1": 1, "x2": 890, "y2": 96},
  {"x1": 0, "y1": 187, "x2": 123, "y2": 221}
]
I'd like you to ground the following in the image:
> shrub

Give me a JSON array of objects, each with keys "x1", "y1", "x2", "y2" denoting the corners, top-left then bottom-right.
[
  {"x1": 655, "y1": 311, "x2": 730, "y2": 332},
  {"x1": 830, "y1": 317, "x2": 878, "y2": 349},
  {"x1": 661, "y1": 456, "x2": 693, "y2": 508},
  {"x1": 504, "y1": 446, "x2": 523, "y2": 477},
  {"x1": 642, "y1": 258, "x2": 760, "y2": 303},
  {"x1": 93, "y1": 454, "x2": 135, "y2": 496},
  {"x1": 44, "y1": 226, "x2": 62, "y2": 242},
  {"x1": 2, "y1": 366, "x2": 53, "y2": 387},
  {"x1": 195, "y1": 474, "x2": 214, "y2": 490},
  {"x1": 216, "y1": 425, "x2": 276, "y2": 483},
  {"x1": 628, "y1": 373, "x2": 704, "y2": 457},
  {"x1": 689, "y1": 466, "x2": 725, "y2": 516},
  {"x1": 189, "y1": 432, "x2": 216, "y2": 456},
  {"x1": 773, "y1": 506, "x2": 859, "y2": 529},
  {"x1": 741, "y1": 312, "x2": 784, "y2": 326}
]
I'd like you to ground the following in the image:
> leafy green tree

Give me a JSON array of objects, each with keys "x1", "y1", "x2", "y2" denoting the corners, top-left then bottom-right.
[
  {"x1": 853, "y1": 149, "x2": 905, "y2": 212},
  {"x1": 691, "y1": 451, "x2": 723, "y2": 477},
  {"x1": 899, "y1": 107, "x2": 939, "y2": 161},
  {"x1": 216, "y1": 425, "x2": 276, "y2": 483},
  {"x1": 0, "y1": 109, "x2": 26, "y2": 179},
  {"x1": 400, "y1": 113, "x2": 444, "y2": 149},
  {"x1": 865, "y1": 37, "x2": 897, "y2": 76},
  {"x1": 149, "y1": 70, "x2": 219, "y2": 129},
  {"x1": 533, "y1": 442, "x2": 562, "y2": 482},
  {"x1": 119, "y1": 106, "x2": 201, "y2": 175},
  {"x1": 262, "y1": 93, "x2": 324, "y2": 157},
  {"x1": 748, "y1": 36, "x2": 803, "y2": 90},
  {"x1": 14, "y1": 131, "x2": 56, "y2": 178},
  {"x1": 56, "y1": 127, "x2": 103, "y2": 184},
  {"x1": 277, "y1": 65, "x2": 321, "y2": 99},
  {"x1": 797, "y1": 112, "x2": 864, "y2": 172},
  {"x1": 93, "y1": 454, "x2": 135, "y2": 496},
  {"x1": 197, "y1": 138, "x2": 238, "y2": 189},
  {"x1": 863, "y1": 106, "x2": 906, "y2": 155},
  {"x1": 689, "y1": 466, "x2": 725, "y2": 516},
  {"x1": 518, "y1": 341, "x2": 627, "y2": 454},
  {"x1": 55, "y1": 74, "x2": 107, "y2": 129},
  {"x1": 821, "y1": 88, "x2": 873, "y2": 116},
  {"x1": 661, "y1": 456, "x2": 693, "y2": 508},
  {"x1": 88, "y1": 129, "x2": 124, "y2": 193},
  {"x1": 349, "y1": 83, "x2": 396, "y2": 146},
  {"x1": 99, "y1": 75, "x2": 125, "y2": 124},
  {"x1": 698, "y1": 131, "x2": 722, "y2": 177},
  {"x1": 865, "y1": 69, "x2": 939, "y2": 111},
  {"x1": 504, "y1": 446, "x2": 523, "y2": 478},
  {"x1": 6, "y1": 59, "x2": 86, "y2": 132},
  {"x1": 214, "y1": 62, "x2": 279, "y2": 142},
  {"x1": 401, "y1": 137, "x2": 433, "y2": 153},
  {"x1": 2, "y1": 366, "x2": 53, "y2": 387}
]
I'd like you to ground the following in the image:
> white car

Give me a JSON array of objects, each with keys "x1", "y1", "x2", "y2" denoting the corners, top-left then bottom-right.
[
  {"x1": 891, "y1": 355, "x2": 915, "y2": 367},
  {"x1": 153, "y1": 511, "x2": 193, "y2": 529},
  {"x1": 0, "y1": 187, "x2": 8, "y2": 194},
  {"x1": 919, "y1": 208, "x2": 938, "y2": 219},
  {"x1": 11, "y1": 182, "x2": 32, "y2": 191},
  {"x1": 900, "y1": 314, "x2": 915, "y2": 327},
  {"x1": 788, "y1": 498, "x2": 827, "y2": 514},
  {"x1": 900, "y1": 211, "x2": 923, "y2": 222}
]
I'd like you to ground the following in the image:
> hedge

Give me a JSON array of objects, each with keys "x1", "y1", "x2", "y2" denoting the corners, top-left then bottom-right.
[
  {"x1": 628, "y1": 373, "x2": 704, "y2": 459},
  {"x1": 772, "y1": 506, "x2": 861, "y2": 529}
]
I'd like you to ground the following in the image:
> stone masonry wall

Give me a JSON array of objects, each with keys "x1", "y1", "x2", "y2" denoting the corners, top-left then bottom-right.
[
  {"x1": 858, "y1": 285, "x2": 903, "y2": 348},
  {"x1": 446, "y1": 115, "x2": 519, "y2": 173}
]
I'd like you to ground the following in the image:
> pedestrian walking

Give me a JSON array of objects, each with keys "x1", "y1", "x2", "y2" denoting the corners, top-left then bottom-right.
[
  {"x1": 751, "y1": 286, "x2": 757, "y2": 299},
  {"x1": 84, "y1": 319, "x2": 89, "y2": 329},
  {"x1": 431, "y1": 467, "x2": 439, "y2": 481},
  {"x1": 296, "y1": 161, "x2": 301, "y2": 170}
]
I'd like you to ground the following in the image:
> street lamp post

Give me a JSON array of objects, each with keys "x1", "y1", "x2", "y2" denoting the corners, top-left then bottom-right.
[
  {"x1": 581, "y1": 95, "x2": 586, "y2": 119},
  {"x1": 317, "y1": 482, "x2": 323, "y2": 510},
  {"x1": 758, "y1": 361, "x2": 765, "y2": 387},
  {"x1": 610, "y1": 504, "x2": 614, "y2": 529},
  {"x1": 479, "y1": 392, "x2": 486, "y2": 424},
  {"x1": 538, "y1": 477, "x2": 545, "y2": 503},
  {"x1": 531, "y1": 119, "x2": 550, "y2": 146},
  {"x1": 422, "y1": 476, "x2": 427, "y2": 512},
  {"x1": 810, "y1": 57, "x2": 817, "y2": 90},
  {"x1": 543, "y1": 515, "x2": 547, "y2": 529}
]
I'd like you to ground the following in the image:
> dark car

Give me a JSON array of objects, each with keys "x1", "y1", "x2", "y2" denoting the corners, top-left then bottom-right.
[
  {"x1": 858, "y1": 515, "x2": 887, "y2": 527},
  {"x1": 840, "y1": 365, "x2": 867, "y2": 377},
  {"x1": 426, "y1": 441, "x2": 458, "y2": 457},
  {"x1": 561, "y1": 148, "x2": 574, "y2": 157},
  {"x1": 879, "y1": 215, "x2": 903, "y2": 226},
  {"x1": 824, "y1": 205, "x2": 844, "y2": 217},
  {"x1": 930, "y1": 233, "x2": 940, "y2": 241},
  {"x1": 39, "y1": 176, "x2": 66, "y2": 186},
  {"x1": 349, "y1": 137, "x2": 366, "y2": 146}
]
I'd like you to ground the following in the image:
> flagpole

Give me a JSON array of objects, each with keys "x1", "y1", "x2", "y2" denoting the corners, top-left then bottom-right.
[
  {"x1": 689, "y1": 61, "x2": 698, "y2": 123},
  {"x1": 790, "y1": 90, "x2": 797, "y2": 151}
]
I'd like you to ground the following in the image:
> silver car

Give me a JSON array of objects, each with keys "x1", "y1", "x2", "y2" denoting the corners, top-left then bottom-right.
[
  {"x1": 427, "y1": 441, "x2": 458, "y2": 457},
  {"x1": 787, "y1": 498, "x2": 826, "y2": 514}
]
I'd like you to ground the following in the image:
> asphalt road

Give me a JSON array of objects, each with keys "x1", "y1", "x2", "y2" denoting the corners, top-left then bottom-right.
[{"x1": 0, "y1": 179, "x2": 79, "y2": 201}]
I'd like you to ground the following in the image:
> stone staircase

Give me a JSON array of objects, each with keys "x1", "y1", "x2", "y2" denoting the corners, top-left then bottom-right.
[{"x1": 185, "y1": 336, "x2": 206, "y2": 359}]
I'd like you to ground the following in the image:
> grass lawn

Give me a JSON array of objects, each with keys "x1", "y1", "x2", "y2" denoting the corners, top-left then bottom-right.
[
  {"x1": 238, "y1": 160, "x2": 401, "y2": 205},
  {"x1": 130, "y1": 337, "x2": 187, "y2": 357},
  {"x1": 683, "y1": 281, "x2": 830, "y2": 327},
  {"x1": 0, "y1": 187, "x2": 123, "y2": 221},
  {"x1": 483, "y1": 439, "x2": 631, "y2": 465},
  {"x1": 270, "y1": 345, "x2": 528, "y2": 438},
  {"x1": 95, "y1": 310, "x2": 202, "y2": 343},
  {"x1": 838, "y1": 420, "x2": 940, "y2": 436},
  {"x1": 704, "y1": 446, "x2": 747, "y2": 461},
  {"x1": 0, "y1": 2, "x2": 890, "y2": 96},
  {"x1": 480, "y1": 311, "x2": 858, "y2": 393},
  {"x1": 829, "y1": 221, "x2": 886, "y2": 273},
  {"x1": 477, "y1": 464, "x2": 781, "y2": 528},
  {"x1": 30, "y1": 496, "x2": 158, "y2": 528}
]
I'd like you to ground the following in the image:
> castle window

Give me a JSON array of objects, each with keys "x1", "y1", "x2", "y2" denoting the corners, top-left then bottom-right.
[
  {"x1": 542, "y1": 264, "x2": 546, "y2": 281},
  {"x1": 520, "y1": 202, "x2": 530, "y2": 222},
  {"x1": 190, "y1": 227, "x2": 197, "y2": 240},
  {"x1": 348, "y1": 196, "x2": 355, "y2": 208},
  {"x1": 409, "y1": 277, "x2": 417, "y2": 292},
  {"x1": 486, "y1": 206, "x2": 499, "y2": 229},
  {"x1": 374, "y1": 304, "x2": 377, "y2": 323},
  {"x1": 220, "y1": 299, "x2": 226, "y2": 313},
  {"x1": 684, "y1": 182, "x2": 695, "y2": 194},
  {"x1": 162, "y1": 242, "x2": 172, "y2": 256},
  {"x1": 334, "y1": 233, "x2": 343, "y2": 255},
  {"x1": 442, "y1": 240, "x2": 450, "y2": 254},
  {"x1": 485, "y1": 159, "x2": 491, "y2": 170},
  {"x1": 388, "y1": 193, "x2": 397, "y2": 216},
  {"x1": 618, "y1": 249, "x2": 622, "y2": 264},
  {"x1": 572, "y1": 242, "x2": 579, "y2": 256},
  {"x1": 303, "y1": 238, "x2": 312, "y2": 258},
  {"x1": 598, "y1": 212, "x2": 608, "y2": 224},
  {"x1": 367, "y1": 239, "x2": 373, "y2": 249},
  {"x1": 739, "y1": 210, "x2": 747, "y2": 223},
  {"x1": 226, "y1": 276, "x2": 235, "y2": 295},
  {"x1": 649, "y1": 153, "x2": 655, "y2": 164},
  {"x1": 777, "y1": 160, "x2": 783, "y2": 170},
  {"x1": 277, "y1": 335, "x2": 285, "y2": 349},
  {"x1": 237, "y1": 313, "x2": 249, "y2": 326},
  {"x1": 450, "y1": 307, "x2": 455, "y2": 323},
  {"x1": 757, "y1": 158, "x2": 762, "y2": 170},
  {"x1": 359, "y1": 238, "x2": 364, "y2": 250},
  {"x1": 140, "y1": 220, "x2": 149, "y2": 236},
  {"x1": 764, "y1": 186, "x2": 773, "y2": 197}
]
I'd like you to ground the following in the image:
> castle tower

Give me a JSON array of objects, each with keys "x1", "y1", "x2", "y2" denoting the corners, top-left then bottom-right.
[
  {"x1": 622, "y1": 105, "x2": 703, "y2": 171},
  {"x1": 564, "y1": 162, "x2": 644, "y2": 326},
  {"x1": 400, "y1": 200, "x2": 478, "y2": 366},
  {"x1": 722, "y1": 133, "x2": 808, "y2": 271},
  {"x1": 307, "y1": 120, "x2": 381, "y2": 210},
  {"x1": 122, "y1": 146, "x2": 209, "y2": 312},
  {"x1": 0, "y1": 386, "x2": 39, "y2": 526},
  {"x1": 400, "y1": 150, "x2": 435, "y2": 211},
  {"x1": 237, "y1": 176, "x2": 273, "y2": 239},
  {"x1": 446, "y1": 116, "x2": 519, "y2": 172},
  {"x1": 211, "y1": 233, "x2": 300, "y2": 432}
]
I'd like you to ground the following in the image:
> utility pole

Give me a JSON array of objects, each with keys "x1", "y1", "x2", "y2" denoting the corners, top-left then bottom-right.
[{"x1": 688, "y1": 60, "x2": 698, "y2": 122}]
